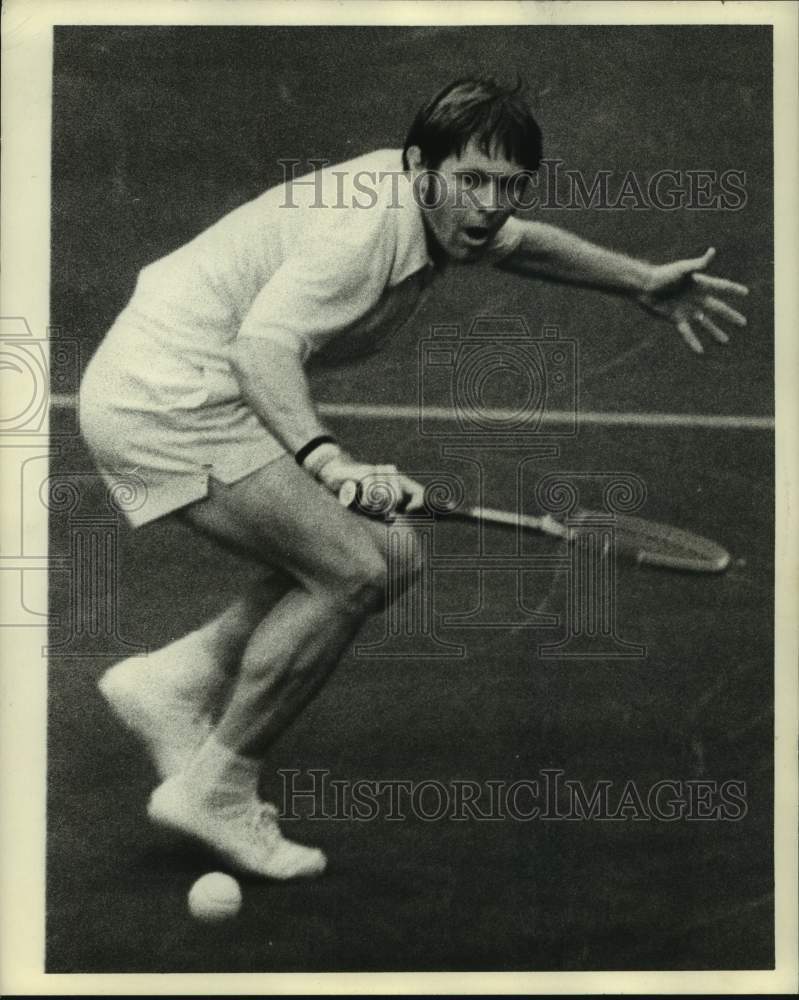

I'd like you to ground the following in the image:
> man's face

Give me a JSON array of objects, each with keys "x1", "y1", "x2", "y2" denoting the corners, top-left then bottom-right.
[{"x1": 408, "y1": 139, "x2": 530, "y2": 262}]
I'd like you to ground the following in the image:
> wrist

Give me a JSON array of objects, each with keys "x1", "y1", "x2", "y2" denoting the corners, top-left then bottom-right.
[
  {"x1": 305, "y1": 444, "x2": 344, "y2": 478},
  {"x1": 295, "y1": 436, "x2": 341, "y2": 477},
  {"x1": 316, "y1": 453, "x2": 360, "y2": 491},
  {"x1": 633, "y1": 261, "x2": 659, "y2": 297}
]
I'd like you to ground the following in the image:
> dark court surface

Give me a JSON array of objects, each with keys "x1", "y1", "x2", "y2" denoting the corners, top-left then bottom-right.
[
  {"x1": 47, "y1": 26, "x2": 773, "y2": 973},
  {"x1": 47, "y1": 416, "x2": 773, "y2": 972}
]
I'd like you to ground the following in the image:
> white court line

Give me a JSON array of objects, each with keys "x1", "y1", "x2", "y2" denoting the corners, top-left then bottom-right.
[
  {"x1": 316, "y1": 403, "x2": 774, "y2": 431},
  {"x1": 47, "y1": 393, "x2": 774, "y2": 431}
]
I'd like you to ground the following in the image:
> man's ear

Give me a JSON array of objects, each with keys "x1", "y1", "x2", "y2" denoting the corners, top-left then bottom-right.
[{"x1": 405, "y1": 145, "x2": 424, "y2": 172}]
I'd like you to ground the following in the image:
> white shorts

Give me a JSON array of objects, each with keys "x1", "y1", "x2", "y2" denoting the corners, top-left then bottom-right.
[{"x1": 79, "y1": 308, "x2": 286, "y2": 527}]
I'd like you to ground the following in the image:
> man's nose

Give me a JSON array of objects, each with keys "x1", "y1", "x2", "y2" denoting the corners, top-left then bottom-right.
[
  {"x1": 476, "y1": 200, "x2": 509, "y2": 222},
  {"x1": 474, "y1": 184, "x2": 497, "y2": 211},
  {"x1": 474, "y1": 183, "x2": 510, "y2": 216}
]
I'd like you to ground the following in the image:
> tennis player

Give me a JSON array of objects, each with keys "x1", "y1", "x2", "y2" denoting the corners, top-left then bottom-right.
[{"x1": 81, "y1": 79, "x2": 749, "y2": 879}]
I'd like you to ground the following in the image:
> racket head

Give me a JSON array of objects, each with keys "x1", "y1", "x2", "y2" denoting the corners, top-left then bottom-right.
[{"x1": 573, "y1": 508, "x2": 730, "y2": 573}]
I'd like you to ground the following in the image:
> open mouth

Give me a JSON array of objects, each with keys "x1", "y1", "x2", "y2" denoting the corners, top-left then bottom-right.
[{"x1": 464, "y1": 225, "x2": 490, "y2": 241}]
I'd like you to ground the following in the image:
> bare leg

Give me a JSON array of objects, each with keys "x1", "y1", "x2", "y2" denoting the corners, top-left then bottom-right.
[
  {"x1": 214, "y1": 589, "x2": 362, "y2": 753},
  {"x1": 181, "y1": 457, "x2": 422, "y2": 758},
  {"x1": 140, "y1": 585, "x2": 277, "y2": 697},
  {"x1": 98, "y1": 578, "x2": 286, "y2": 776},
  {"x1": 147, "y1": 456, "x2": 423, "y2": 879}
]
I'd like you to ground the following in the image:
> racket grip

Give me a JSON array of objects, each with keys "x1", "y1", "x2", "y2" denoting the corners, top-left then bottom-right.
[
  {"x1": 337, "y1": 479, "x2": 403, "y2": 520},
  {"x1": 337, "y1": 480, "x2": 361, "y2": 510}
]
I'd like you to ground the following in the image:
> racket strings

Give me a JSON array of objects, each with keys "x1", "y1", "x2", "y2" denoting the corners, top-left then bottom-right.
[{"x1": 569, "y1": 511, "x2": 730, "y2": 572}]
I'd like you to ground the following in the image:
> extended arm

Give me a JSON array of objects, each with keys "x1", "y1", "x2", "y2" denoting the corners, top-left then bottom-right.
[
  {"x1": 500, "y1": 220, "x2": 655, "y2": 295},
  {"x1": 501, "y1": 221, "x2": 749, "y2": 353}
]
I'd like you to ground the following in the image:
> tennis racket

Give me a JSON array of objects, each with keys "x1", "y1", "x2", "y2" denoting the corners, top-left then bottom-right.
[{"x1": 337, "y1": 480, "x2": 730, "y2": 574}]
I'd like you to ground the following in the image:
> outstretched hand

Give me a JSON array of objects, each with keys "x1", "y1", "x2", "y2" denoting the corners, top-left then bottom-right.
[{"x1": 637, "y1": 247, "x2": 749, "y2": 354}]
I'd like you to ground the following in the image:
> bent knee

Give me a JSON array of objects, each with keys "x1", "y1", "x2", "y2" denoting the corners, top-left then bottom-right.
[
  {"x1": 328, "y1": 528, "x2": 426, "y2": 615},
  {"x1": 319, "y1": 549, "x2": 389, "y2": 617}
]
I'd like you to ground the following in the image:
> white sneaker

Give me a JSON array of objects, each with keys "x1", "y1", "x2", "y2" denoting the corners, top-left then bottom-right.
[
  {"x1": 147, "y1": 775, "x2": 327, "y2": 880},
  {"x1": 98, "y1": 656, "x2": 213, "y2": 778}
]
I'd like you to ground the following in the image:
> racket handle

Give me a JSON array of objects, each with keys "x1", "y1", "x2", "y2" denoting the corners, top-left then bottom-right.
[
  {"x1": 337, "y1": 480, "x2": 360, "y2": 510},
  {"x1": 338, "y1": 479, "x2": 395, "y2": 518},
  {"x1": 337, "y1": 479, "x2": 421, "y2": 520}
]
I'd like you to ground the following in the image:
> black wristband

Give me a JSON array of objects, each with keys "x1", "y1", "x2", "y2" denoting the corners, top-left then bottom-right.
[{"x1": 295, "y1": 434, "x2": 337, "y2": 467}]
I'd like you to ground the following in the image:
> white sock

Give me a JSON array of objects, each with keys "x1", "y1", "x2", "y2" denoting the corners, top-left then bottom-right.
[{"x1": 184, "y1": 733, "x2": 261, "y2": 810}]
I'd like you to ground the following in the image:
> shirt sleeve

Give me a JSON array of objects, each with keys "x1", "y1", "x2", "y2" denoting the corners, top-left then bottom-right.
[
  {"x1": 484, "y1": 215, "x2": 527, "y2": 263},
  {"x1": 237, "y1": 204, "x2": 396, "y2": 362}
]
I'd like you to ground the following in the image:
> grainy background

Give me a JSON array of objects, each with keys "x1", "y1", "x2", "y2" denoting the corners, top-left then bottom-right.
[{"x1": 48, "y1": 25, "x2": 774, "y2": 973}]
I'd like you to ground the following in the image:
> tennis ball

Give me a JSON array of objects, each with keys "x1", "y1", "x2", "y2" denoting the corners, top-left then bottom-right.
[{"x1": 188, "y1": 871, "x2": 242, "y2": 923}]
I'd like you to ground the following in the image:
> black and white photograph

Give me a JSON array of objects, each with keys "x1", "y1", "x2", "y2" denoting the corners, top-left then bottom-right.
[{"x1": 1, "y1": 0, "x2": 797, "y2": 993}]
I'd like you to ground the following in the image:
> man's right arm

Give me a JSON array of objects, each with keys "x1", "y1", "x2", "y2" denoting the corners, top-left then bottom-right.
[
  {"x1": 230, "y1": 203, "x2": 427, "y2": 508},
  {"x1": 229, "y1": 338, "x2": 328, "y2": 455},
  {"x1": 229, "y1": 338, "x2": 425, "y2": 510}
]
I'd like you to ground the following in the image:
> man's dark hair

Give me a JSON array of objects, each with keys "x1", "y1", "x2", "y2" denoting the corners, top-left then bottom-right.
[{"x1": 402, "y1": 77, "x2": 543, "y2": 172}]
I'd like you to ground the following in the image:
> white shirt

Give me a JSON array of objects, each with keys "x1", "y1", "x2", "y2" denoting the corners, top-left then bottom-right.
[
  {"x1": 118, "y1": 150, "x2": 524, "y2": 390},
  {"x1": 82, "y1": 150, "x2": 526, "y2": 523}
]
